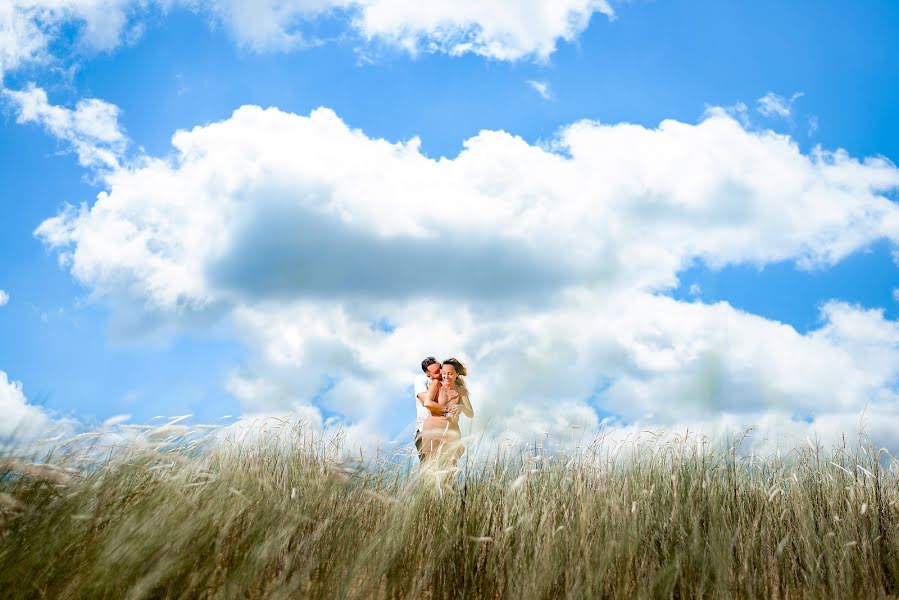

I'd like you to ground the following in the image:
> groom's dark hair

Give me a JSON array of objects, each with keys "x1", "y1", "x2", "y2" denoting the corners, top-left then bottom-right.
[{"x1": 421, "y1": 356, "x2": 439, "y2": 373}]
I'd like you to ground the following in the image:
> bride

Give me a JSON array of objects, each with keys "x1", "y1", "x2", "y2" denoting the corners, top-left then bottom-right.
[{"x1": 420, "y1": 358, "x2": 474, "y2": 464}]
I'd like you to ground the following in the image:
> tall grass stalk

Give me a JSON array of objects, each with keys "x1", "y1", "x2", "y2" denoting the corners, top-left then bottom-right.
[{"x1": 1, "y1": 423, "x2": 897, "y2": 598}]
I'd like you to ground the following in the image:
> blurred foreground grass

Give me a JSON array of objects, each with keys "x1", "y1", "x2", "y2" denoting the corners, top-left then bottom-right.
[{"x1": 1, "y1": 421, "x2": 898, "y2": 599}]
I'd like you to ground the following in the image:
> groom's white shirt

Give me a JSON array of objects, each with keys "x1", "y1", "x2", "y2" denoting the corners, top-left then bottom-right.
[{"x1": 413, "y1": 373, "x2": 432, "y2": 432}]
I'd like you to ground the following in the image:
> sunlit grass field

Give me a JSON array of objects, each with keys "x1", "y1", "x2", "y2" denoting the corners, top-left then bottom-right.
[{"x1": 1, "y1": 421, "x2": 897, "y2": 599}]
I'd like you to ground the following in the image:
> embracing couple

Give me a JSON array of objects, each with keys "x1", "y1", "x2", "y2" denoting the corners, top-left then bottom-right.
[{"x1": 413, "y1": 357, "x2": 475, "y2": 464}]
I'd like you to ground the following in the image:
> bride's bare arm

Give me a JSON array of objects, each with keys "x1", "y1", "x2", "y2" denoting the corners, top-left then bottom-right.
[
  {"x1": 458, "y1": 389, "x2": 474, "y2": 418},
  {"x1": 421, "y1": 379, "x2": 444, "y2": 415}
]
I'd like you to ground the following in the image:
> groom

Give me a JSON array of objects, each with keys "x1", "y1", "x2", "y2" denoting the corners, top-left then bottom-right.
[{"x1": 413, "y1": 356, "x2": 464, "y2": 461}]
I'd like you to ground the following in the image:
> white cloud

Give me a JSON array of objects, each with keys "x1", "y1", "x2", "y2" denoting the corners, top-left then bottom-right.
[
  {"x1": 0, "y1": 0, "x2": 140, "y2": 81},
  {"x1": 0, "y1": 370, "x2": 66, "y2": 440},
  {"x1": 757, "y1": 91, "x2": 804, "y2": 119},
  {"x1": 808, "y1": 115, "x2": 819, "y2": 137},
  {"x1": 711, "y1": 102, "x2": 750, "y2": 128},
  {"x1": 35, "y1": 105, "x2": 899, "y2": 312},
  {"x1": 192, "y1": 0, "x2": 616, "y2": 59},
  {"x1": 527, "y1": 79, "x2": 552, "y2": 100},
  {"x1": 0, "y1": 289, "x2": 8, "y2": 306},
  {"x1": 350, "y1": 0, "x2": 615, "y2": 61},
  {"x1": 223, "y1": 292, "x2": 899, "y2": 453},
  {"x1": 185, "y1": 0, "x2": 354, "y2": 52},
  {"x1": 1, "y1": 0, "x2": 616, "y2": 77},
  {"x1": 3, "y1": 83, "x2": 127, "y2": 169},
  {"x1": 32, "y1": 104, "x2": 899, "y2": 448}
]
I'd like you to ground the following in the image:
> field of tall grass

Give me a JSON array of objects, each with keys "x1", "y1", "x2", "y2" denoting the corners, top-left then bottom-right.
[{"x1": 1, "y1": 420, "x2": 897, "y2": 599}]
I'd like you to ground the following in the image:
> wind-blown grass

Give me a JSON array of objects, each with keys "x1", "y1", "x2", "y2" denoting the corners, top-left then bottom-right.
[{"x1": 1, "y1": 422, "x2": 897, "y2": 599}]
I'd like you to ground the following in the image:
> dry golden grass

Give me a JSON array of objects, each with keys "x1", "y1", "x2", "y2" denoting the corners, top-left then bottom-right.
[{"x1": 1, "y1": 422, "x2": 897, "y2": 599}]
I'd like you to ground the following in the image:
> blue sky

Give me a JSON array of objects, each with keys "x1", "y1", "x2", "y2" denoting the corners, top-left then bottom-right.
[{"x1": 2, "y1": 0, "x2": 899, "y2": 449}]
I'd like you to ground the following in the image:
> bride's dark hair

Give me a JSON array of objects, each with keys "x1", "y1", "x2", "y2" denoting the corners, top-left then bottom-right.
[{"x1": 442, "y1": 357, "x2": 467, "y2": 377}]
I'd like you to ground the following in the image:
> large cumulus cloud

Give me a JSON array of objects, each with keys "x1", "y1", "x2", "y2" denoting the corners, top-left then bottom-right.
[{"x1": 34, "y1": 105, "x2": 899, "y2": 311}]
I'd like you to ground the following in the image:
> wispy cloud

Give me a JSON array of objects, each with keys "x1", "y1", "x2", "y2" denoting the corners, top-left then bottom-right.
[
  {"x1": 707, "y1": 102, "x2": 750, "y2": 127},
  {"x1": 0, "y1": 0, "x2": 142, "y2": 82},
  {"x1": 2, "y1": 84, "x2": 128, "y2": 171},
  {"x1": 757, "y1": 91, "x2": 804, "y2": 118},
  {"x1": 808, "y1": 115, "x2": 819, "y2": 137},
  {"x1": 527, "y1": 80, "x2": 553, "y2": 100},
  {"x1": 0, "y1": 289, "x2": 8, "y2": 307}
]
